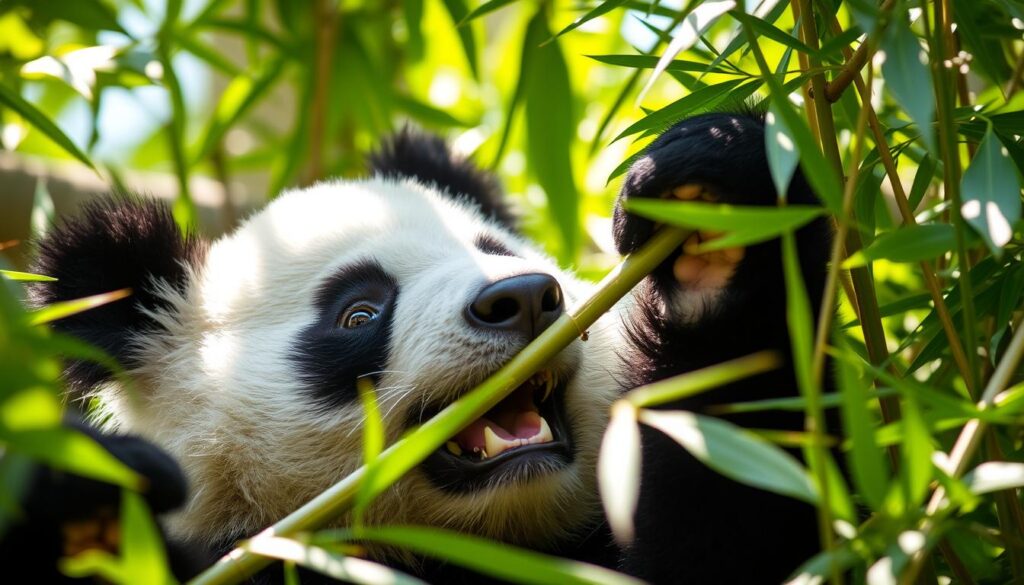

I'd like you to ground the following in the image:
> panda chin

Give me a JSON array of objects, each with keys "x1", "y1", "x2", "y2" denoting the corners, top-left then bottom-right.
[{"x1": 418, "y1": 370, "x2": 573, "y2": 492}]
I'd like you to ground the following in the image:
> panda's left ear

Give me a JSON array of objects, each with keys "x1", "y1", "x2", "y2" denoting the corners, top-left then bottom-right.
[{"x1": 369, "y1": 127, "x2": 515, "y2": 229}]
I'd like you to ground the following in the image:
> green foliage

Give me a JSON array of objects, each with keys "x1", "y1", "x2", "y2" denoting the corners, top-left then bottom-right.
[{"x1": 1, "y1": 0, "x2": 1024, "y2": 584}]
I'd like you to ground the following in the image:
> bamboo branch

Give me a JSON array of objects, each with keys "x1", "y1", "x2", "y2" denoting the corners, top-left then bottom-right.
[
  {"x1": 796, "y1": 0, "x2": 898, "y2": 431},
  {"x1": 822, "y1": 0, "x2": 895, "y2": 103},
  {"x1": 186, "y1": 227, "x2": 691, "y2": 585},
  {"x1": 901, "y1": 322, "x2": 1024, "y2": 583},
  {"x1": 1006, "y1": 48, "x2": 1024, "y2": 98},
  {"x1": 819, "y1": 10, "x2": 976, "y2": 399},
  {"x1": 304, "y1": 0, "x2": 339, "y2": 184},
  {"x1": 931, "y1": 0, "x2": 982, "y2": 396}
]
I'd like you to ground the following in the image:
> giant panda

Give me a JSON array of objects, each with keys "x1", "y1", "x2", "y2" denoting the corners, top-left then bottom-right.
[{"x1": 8, "y1": 111, "x2": 831, "y2": 584}]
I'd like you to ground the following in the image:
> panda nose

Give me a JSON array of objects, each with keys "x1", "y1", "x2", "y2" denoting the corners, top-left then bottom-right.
[{"x1": 466, "y1": 274, "x2": 565, "y2": 339}]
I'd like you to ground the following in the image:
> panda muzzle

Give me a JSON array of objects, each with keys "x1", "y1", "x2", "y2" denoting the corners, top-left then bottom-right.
[
  {"x1": 447, "y1": 370, "x2": 556, "y2": 460},
  {"x1": 419, "y1": 368, "x2": 572, "y2": 490}
]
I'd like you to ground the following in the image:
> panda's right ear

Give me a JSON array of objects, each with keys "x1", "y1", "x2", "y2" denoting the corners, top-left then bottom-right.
[
  {"x1": 28, "y1": 196, "x2": 207, "y2": 393},
  {"x1": 369, "y1": 127, "x2": 516, "y2": 230}
]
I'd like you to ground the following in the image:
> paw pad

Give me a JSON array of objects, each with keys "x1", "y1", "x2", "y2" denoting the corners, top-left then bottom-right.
[{"x1": 668, "y1": 184, "x2": 745, "y2": 289}]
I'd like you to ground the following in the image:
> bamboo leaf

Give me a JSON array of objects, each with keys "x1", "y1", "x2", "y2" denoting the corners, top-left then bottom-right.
[
  {"x1": 441, "y1": 0, "x2": 479, "y2": 78},
  {"x1": 880, "y1": 21, "x2": 935, "y2": 152},
  {"x1": 640, "y1": 409, "x2": 818, "y2": 504},
  {"x1": 337, "y1": 526, "x2": 645, "y2": 585},
  {"x1": 0, "y1": 270, "x2": 56, "y2": 282},
  {"x1": 0, "y1": 427, "x2": 141, "y2": 490},
  {"x1": 765, "y1": 104, "x2": 800, "y2": 197},
  {"x1": 626, "y1": 352, "x2": 781, "y2": 407},
  {"x1": 460, "y1": 0, "x2": 519, "y2": 24},
  {"x1": 907, "y1": 153, "x2": 938, "y2": 211},
  {"x1": 523, "y1": 10, "x2": 578, "y2": 264},
  {"x1": 636, "y1": 0, "x2": 736, "y2": 103},
  {"x1": 550, "y1": 0, "x2": 627, "y2": 41},
  {"x1": 35, "y1": 0, "x2": 128, "y2": 35},
  {"x1": 741, "y1": 19, "x2": 843, "y2": 212},
  {"x1": 122, "y1": 491, "x2": 174, "y2": 585},
  {"x1": 0, "y1": 82, "x2": 96, "y2": 171},
  {"x1": 963, "y1": 462, "x2": 1024, "y2": 495},
  {"x1": 615, "y1": 78, "x2": 746, "y2": 142},
  {"x1": 625, "y1": 200, "x2": 825, "y2": 250},
  {"x1": 835, "y1": 336, "x2": 890, "y2": 511},
  {"x1": 394, "y1": 94, "x2": 472, "y2": 128},
  {"x1": 195, "y1": 58, "x2": 286, "y2": 164},
  {"x1": 246, "y1": 537, "x2": 427, "y2": 585},
  {"x1": 739, "y1": 11, "x2": 819, "y2": 57},
  {"x1": 900, "y1": 394, "x2": 933, "y2": 506},
  {"x1": 353, "y1": 379, "x2": 385, "y2": 524},
  {"x1": 599, "y1": 402, "x2": 641, "y2": 544},
  {"x1": 31, "y1": 177, "x2": 55, "y2": 240},
  {"x1": 28, "y1": 289, "x2": 132, "y2": 326},
  {"x1": 952, "y1": 0, "x2": 1013, "y2": 86},
  {"x1": 960, "y1": 127, "x2": 1023, "y2": 257},
  {"x1": 586, "y1": 54, "x2": 742, "y2": 76},
  {"x1": 60, "y1": 551, "x2": 125, "y2": 582},
  {"x1": 844, "y1": 224, "x2": 957, "y2": 268}
]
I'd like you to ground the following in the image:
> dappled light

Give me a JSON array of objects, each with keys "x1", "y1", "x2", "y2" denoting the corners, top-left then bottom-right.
[{"x1": 1, "y1": 1, "x2": 1024, "y2": 585}]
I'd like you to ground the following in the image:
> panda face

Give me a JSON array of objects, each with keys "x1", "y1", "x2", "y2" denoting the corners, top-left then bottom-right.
[{"x1": 99, "y1": 177, "x2": 617, "y2": 546}]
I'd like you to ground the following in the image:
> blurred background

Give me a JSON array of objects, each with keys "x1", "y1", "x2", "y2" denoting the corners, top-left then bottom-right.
[
  {"x1": 4, "y1": 1, "x2": 1024, "y2": 582},
  {"x1": 0, "y1": 0, "x2": 711, "y2": 277}
]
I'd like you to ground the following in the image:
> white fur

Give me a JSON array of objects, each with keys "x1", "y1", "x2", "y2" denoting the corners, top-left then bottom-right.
[{"x1": 94, "y1": 177, "x2": 626, "y2": 552}]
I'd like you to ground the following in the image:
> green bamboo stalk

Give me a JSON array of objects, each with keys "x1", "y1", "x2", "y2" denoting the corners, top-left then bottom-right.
[
  {"x1": 926, "y1": 1, "x2": 1024, "y2": 577},
  {"x1": 797, "y1": 0, "x2": 897, "y2": 427},
  {"x1": 928, "y1": 0, "x2": 980, "y2": 395},
  {"x1": 187, "y1": 226, "x2": 691, "y2": 585},
  {"x1": 900, "y1": 321, "x2": 1024, "y2": 583}
]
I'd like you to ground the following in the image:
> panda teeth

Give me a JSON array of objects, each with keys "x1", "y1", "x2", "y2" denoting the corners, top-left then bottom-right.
[
  {"x1": 482, "y1": 418, "x2": 554, "y2": 459},
  {"x1": 541, "y1": 375, "x2": 554, "y2": 403},
  {"x1": 533, "y1": 370, "x2": 554, "y2": 403}
]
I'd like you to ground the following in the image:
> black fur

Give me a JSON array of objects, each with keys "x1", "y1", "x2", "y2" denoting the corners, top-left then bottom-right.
[
  {"x1": 612, "y1": 112, "x2": 833, "y2": 583},
  {"x1": 369, "y1": 127, "x2": 515, "y2": 229},
  {"x1": 28, "y1": 196, "x2": 206, "y2": 393},
  {"x1": 290, "y1": 261, "x2": 399, "y2": 409},
  {"x1": 0, "y1": 418, "x2": 203, "y2": 583}
]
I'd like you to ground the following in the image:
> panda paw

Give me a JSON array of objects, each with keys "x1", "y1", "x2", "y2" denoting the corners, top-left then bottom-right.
[{"x1": 668, "y1": 185, "x2": 745, "y2": 292}]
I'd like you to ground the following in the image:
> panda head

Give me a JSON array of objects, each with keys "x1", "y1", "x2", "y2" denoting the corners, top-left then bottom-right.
[{"x1": 30, "y1": 130, "x2": 619, "y2": 549}]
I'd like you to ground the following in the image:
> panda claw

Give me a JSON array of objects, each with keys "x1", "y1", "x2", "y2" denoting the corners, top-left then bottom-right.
[{"x1": 672, "y1": 185, "x2": 703, "y2": 200}]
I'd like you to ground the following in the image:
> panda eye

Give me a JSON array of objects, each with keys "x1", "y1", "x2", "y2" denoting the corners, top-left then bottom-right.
[{"x1": 340, "y1": 305, "x2": 380, "y2": 329}]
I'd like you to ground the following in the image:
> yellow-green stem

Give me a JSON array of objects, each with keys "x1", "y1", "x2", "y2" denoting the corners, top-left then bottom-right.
[
  {"x1": 744, "y1": 10, "x2": 838, "y2": 582},
  {"x1": 187, "y1": 227, "x2": 691, "y2": 585},
  {"x1": 930, "y1": 0, "x2": 981, "y2": 394},
  {"x1": 798, "y1": 0, "x2": 897, "y2": 429},
  {"x1": 901, "y1": 322, "x2": 1024, "y2": 583},
  {"x1": 816, "y1": 8, "x2": 976, "y2": 399}
]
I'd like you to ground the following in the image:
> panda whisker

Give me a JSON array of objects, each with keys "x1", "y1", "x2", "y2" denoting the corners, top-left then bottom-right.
[{"x1": 358, "y1": 369, "x2": 411, "y2": 379}]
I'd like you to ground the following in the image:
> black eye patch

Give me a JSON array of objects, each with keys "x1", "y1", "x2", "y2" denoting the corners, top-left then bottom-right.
[
  {"x1": 290, "y1": 261, "x2": 399, "y2": 409},
  {"x1": 474, "y1": 233, "x2": 518, "y2": 257}
]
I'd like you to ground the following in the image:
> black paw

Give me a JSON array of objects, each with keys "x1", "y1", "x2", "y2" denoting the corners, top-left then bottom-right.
[
  {"x1": 612, "y1": 111, "x2": 782, "y2": 257},
  {"x1": 0, "y1": 418, "x2": 188, "y2": 580}
]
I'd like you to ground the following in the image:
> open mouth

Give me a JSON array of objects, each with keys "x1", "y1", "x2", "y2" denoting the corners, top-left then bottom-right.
[{"x1": 419, "y1": 370, "x2": 572, "y2": 492}]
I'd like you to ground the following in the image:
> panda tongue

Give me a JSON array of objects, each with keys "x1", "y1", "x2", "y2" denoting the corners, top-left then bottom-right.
[{"x1": 453, "y1": 389, "x2": 545, "y2": 456}]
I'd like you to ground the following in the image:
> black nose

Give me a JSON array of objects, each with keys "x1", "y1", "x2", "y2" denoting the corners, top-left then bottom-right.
[{"x1": 466, "y1": 274, "x2": 565, "y2": 339}]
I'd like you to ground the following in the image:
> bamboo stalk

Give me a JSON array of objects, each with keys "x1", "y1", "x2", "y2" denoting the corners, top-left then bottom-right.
[
  {"x1": 901, "y1": 322, "x2": 1024, "y2": 583},
  {"x1": 797, "y1": 0, "x2": 898, "y2": 430},
  {"x1": 930, "y1": 0, "x2": 981, "y2": 394},
  {"x1": 818, "y1": 9, "x2": 976, "y2": 399},
  {"x1": 187, "y1": 227, "x2": 691, "y2": 585}
]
